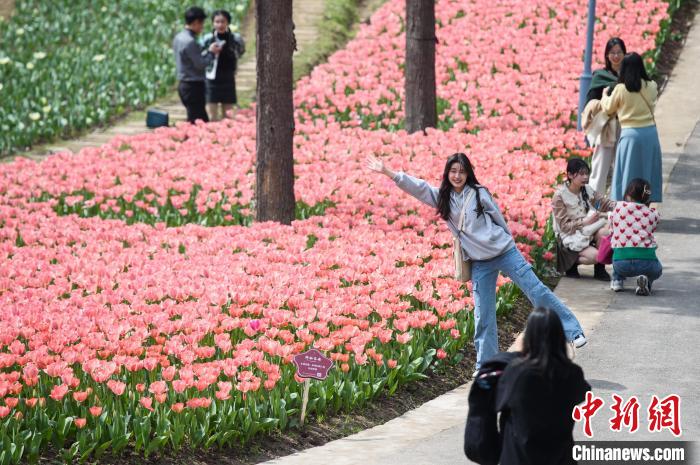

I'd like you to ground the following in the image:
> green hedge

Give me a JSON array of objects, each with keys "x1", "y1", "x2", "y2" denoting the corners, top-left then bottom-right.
[{"x1": 0, "y1": 0, "x2": 249, "y2": 155}]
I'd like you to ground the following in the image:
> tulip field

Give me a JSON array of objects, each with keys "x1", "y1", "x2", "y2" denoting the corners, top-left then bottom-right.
[
  {"x1": 0, "y1": 0, "x2": 248, "y2": 156},
  {"x1": 0, "y1": 0, "x2": 673, "y2": 462}
]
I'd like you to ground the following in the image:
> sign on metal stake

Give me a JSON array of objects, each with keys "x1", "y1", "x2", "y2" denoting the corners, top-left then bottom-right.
[{"x1": 293, "y1": 349, "x2": 334, "y2": 427}]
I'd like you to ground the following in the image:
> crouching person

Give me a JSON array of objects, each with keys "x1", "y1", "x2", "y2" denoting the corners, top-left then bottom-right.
[
  {"x1": 609, "y1": 178, "x2": 662, "y2": 295},
  {"x1": 552, "y1": 158, "x2": 616, "y2": 281}
]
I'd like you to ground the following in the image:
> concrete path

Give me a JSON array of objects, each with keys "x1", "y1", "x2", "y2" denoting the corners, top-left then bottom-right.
[
  {"x1": 9, "y1": 0, "x2": 327, "y2": 161},
  {"x1": 261, "y1": 9, "x2": 700, "y2": 465},
  {"x1": 572, "y1": 124, "x2": 700, "y2": 443}
]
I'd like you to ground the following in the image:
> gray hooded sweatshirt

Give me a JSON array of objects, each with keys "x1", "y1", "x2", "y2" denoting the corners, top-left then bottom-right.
[{"x1": 393, "y1": 172, "x2": 515, "y2": 261}]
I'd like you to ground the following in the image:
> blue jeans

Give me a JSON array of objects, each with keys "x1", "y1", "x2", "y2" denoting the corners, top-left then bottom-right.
[
  {"x1": 471, "y1": 246, "x2": 584, "y2": 368},
  {"x1": 612, "y1": 259, "x2": 662, "y2": 287}
]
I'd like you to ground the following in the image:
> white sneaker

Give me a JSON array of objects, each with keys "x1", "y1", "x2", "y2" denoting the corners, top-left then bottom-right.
[
  {"x1": 635, "y1": 275, "x2": 650, "y2": 296},
  {"x1": 573, "y1": 334, "x2": 588, "y2": 348},
  {"x1": 611, "y1": 280, "x2": 624, "y2": 292}
]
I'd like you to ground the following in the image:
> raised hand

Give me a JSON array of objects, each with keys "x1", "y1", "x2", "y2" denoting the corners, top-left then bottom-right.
[{"x1": 366, "y1": 155, "x2": 385, "y2": 173}]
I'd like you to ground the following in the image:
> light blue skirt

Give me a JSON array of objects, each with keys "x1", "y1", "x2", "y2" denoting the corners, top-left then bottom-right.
[{"x1": 612, "y1": 125, "x2": 663, "y2": 202}]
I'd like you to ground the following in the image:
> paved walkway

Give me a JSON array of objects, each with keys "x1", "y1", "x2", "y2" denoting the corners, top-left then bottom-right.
[
  {"x1": 0, "y1": 0, "x2": 13, "y2": 19},
  {"x1": 262, "y1": 9, "x2": 700, "y2": 465},
  {"x1": 11, "y1": 0, "x2": 327, "y2": 161},
  {"x1": 573, "y1": 124, "x2": 700, "y2": 443}
]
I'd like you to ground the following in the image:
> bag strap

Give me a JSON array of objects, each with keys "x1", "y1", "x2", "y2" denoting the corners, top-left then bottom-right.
[
  {"x1": 639, "y1": 85, "x2": 656, "y2": 125},
  {"x1": 456, "y1": 187, "x2": 478, "y2": 234}
]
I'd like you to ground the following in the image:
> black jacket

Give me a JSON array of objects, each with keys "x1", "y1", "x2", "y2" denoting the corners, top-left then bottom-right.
[
  {"x1": 495, "y1": 359, "x2": 590, "y2": 465},
  {"x1": 202, "y1": 31, "x2": 238, "y2": 78}
]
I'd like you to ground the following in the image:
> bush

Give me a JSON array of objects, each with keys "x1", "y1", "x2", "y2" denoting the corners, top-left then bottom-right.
[{"x1": 0, "y1": 0, "x2": 249, "y2": 155}]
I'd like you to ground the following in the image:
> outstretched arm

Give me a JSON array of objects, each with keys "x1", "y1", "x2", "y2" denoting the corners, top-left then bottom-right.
[
  {"x1": 366, "y1": 155, "x2": 398, "y2": 180},
  {"x1": 366, "y1": 155, "x2": 439, "y2": 209}
]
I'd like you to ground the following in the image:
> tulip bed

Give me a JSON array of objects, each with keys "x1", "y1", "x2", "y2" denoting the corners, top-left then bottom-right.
[
  {"x1": 0, "y1": 0, "x2": 248, "y2": 156},
  {"x1": 0, "y1": 0, "x2": 671, "y2": 463}
]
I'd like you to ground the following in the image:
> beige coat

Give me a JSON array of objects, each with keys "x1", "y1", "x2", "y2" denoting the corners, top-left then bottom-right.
[{"x1": 582, "y1": 99, "x2": 620, "y2": 148}]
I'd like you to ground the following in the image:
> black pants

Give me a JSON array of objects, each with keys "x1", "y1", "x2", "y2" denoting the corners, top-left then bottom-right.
[{"x1": 178, "y1": 81, "x2": 209, "y2": 123}]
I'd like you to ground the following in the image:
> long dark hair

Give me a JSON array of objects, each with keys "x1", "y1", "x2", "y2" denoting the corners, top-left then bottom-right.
[
  {"x1": 522, "y1": 307, "x2": 571, "y2": 380},
  {"x1": 565, "y1": 158, "x2": 591, "y2": 213},
  {"x1": 211, "y1": 9, "x2": 232, "y2": 24},
  {"x1": 618, "y1": 52, "x2": 651, "y2": 92},
  {"x1": 604, "y1": 37, "x2": 626, "y2": 74},
  {"x1": 624, "y1": 178, "x2": 652, "y2": 206},
  {"x1": 437, "y1": 153, "x2": 484, "y2": 221}
]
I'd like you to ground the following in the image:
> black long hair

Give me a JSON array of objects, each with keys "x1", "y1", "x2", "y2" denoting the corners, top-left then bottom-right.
[
  {"x1": 211, "y1": 9, "x2": 232, "y2": 24},
  {"x1": 565, "y1": 157, "x2": 591, "y2": 213},
  {"x1": 437, "y1": 153, "x2": 484, "y2": 221},
  {"x1": 604, "y1": 37, "x2": 626, "y2": 74},
  {"x1": 618, "y1": 52, "x2": 651, "y2": 92},
  {"x1": 624, "y1": 178, "x2": 652, "y2": 206},
  {"x1": 521, "y1": 307, "x2": 571, "y2": 380}
]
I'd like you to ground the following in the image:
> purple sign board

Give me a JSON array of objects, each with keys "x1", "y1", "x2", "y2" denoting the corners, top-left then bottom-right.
[{"x1": 293, "y1": 348, "x2": 333, "y2": 380}]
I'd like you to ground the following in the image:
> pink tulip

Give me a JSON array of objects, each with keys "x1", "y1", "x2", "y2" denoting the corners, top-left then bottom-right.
[
  {"x1": 72, "y1": 391, "x2": 89, "y2": 403},
  {"x1": 49, "y1": 384, "x2": 69, "y2": 402},
  {"x1": 106, "y1": 380, "x2": 126, "y2": 396},
  {"x1": 139, "y1": 397, "x2": 154, "y2": 411},
  {"x1": 171, "y1": 402, "x2": 185, "y2": 413}
]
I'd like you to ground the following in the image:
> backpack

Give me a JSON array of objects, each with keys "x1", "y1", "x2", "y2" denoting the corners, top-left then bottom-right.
[{"x1": 464, "y1": 352, "x2": 520, "y2": 465}]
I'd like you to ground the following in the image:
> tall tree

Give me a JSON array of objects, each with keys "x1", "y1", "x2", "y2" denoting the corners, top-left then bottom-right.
[
  {"x1": 255, "y1": 0, "x2": 296, "y2": 224},
  {"x1": 405, "y1": 0, "x2": 437, "y2": 134}
]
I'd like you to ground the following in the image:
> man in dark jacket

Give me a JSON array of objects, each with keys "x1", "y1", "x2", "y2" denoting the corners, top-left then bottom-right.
[{"x1": 172, "y1": 7, "x2": 222, "y2": 123}]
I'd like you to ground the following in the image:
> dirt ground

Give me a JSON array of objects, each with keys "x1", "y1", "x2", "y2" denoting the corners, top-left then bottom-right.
[{"x1": 0, "y1": 0, "x2": 13, "y2": 19}]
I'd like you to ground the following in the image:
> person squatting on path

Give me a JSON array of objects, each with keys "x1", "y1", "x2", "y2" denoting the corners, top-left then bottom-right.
[
  {"x1": 495, "y1": 308, "x2": 590, "y2": 465},
  {"x1": 366, "y1": 153, "x2": 587, "y2": 370},
  {"x1": 609, "y1": 178, "x2": 662, "y2": 295},
  {"x1": 172, "y1": 7, "x2": 222, "y2": 123},
  {"x1": 552, "y1": 158, "x2": 616, "y2": 281},
  {"x1": 202, "y1": 9, "x2": 245, "y2": 121},
  {"x1": 583, "y1": 37, "x2": 626, "y2": 194},
  {"x1": 601, "y1": 52, "x2": 663, "y2": 203}
]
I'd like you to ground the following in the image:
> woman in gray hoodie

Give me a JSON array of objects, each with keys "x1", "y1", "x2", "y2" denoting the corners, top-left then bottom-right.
[{"x1": 367, "y1": 153, "x2": 586, "y2": 371}]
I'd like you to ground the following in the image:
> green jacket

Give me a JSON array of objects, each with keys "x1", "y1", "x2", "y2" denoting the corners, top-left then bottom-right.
[{"x1": 586, "y1": 69, "x2": 618, "y2": 104}]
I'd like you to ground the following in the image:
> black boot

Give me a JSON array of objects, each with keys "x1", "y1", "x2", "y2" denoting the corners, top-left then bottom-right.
[
  {"x1": 594, "y1": 263, "x2": 611, "y2": 281},
  {"x1": 565, "y1": 264, "x2": 581, "y2": 278}
]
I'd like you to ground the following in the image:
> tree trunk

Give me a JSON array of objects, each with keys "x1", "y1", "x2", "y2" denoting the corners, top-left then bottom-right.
[
  {"x1": 255, "y1": 0, "x2": 295, "y2": 224},
  {"x1": 405, "y1": 0, "x2": 437, "y2": 134}
]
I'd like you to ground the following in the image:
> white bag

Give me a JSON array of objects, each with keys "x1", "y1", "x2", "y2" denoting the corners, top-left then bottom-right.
[
  {"x1": 585, "y1": 110, "x2": 610, "y2": 147},
  {"x1": 205, "y1": 39, "x2": 226, "y2": 80},
  {"x1": 452, "y1": 188, "x2": 477, "y2": 282},
  {"x1": 205, "y1": 57, "x2": 218, "y2": 80}
]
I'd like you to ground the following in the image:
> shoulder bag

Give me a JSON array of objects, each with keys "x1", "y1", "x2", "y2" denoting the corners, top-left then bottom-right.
[
  {"x1": 639, "y1": 83, "x2": 656, "y2": 125},
  {"x1": 453, "y1": 188, "x2": 477, "y2": 282}
]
